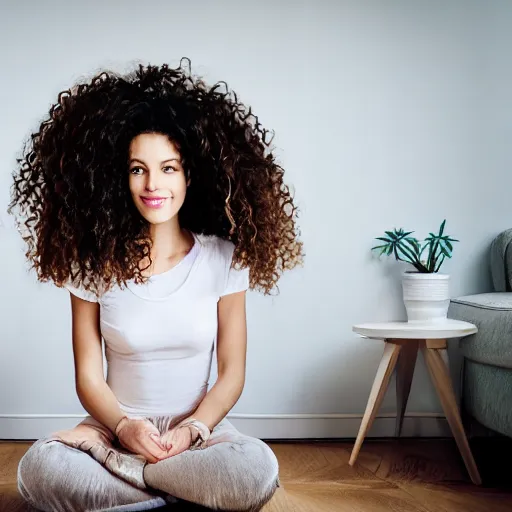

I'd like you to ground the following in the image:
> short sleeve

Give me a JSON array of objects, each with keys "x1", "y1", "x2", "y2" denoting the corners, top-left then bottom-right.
[
  {"x1": 219, "y1": 240, "x2": 250, "y2": 297},
  {"x1": 222, "y1": 264, "x2": 250, "y2": 296},
  {"x1": 63, "y1": 280, "x2": 99, "y2": 303}
]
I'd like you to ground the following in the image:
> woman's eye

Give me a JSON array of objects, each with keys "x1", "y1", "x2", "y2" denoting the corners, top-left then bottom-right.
[{"x1": 129, "y1": 166, "x2": 176, "y2": 175}]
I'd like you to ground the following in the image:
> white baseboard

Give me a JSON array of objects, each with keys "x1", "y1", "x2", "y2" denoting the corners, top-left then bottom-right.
[
  {"x1": 0, "y1": 412, "x2": 449, "y2": 440},
  {"x1": 229, "y1": 412, "x2": 450, "y2": 439}
]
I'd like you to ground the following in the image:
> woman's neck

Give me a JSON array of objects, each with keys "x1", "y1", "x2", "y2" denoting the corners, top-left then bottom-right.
[
  {"x1": 143, "y1": 218, "x2": 194, "y2": 276},
  {"x1": 149, "y1": 218, "x2": 185, "y2": 257}
]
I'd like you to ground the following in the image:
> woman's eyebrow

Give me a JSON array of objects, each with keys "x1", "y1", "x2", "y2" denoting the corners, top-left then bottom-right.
[{"x1": 129, "y1": 157, "x2": 181, "y2": 165}]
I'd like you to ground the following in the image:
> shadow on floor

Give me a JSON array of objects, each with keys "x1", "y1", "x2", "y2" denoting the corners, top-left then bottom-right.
[{"x1": 470, "y1": 435, "x2": 512, "y2": 488}]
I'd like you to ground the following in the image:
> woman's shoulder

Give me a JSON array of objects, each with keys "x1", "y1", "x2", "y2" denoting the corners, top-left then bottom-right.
[
  {"x1": 194, "y1": 233, "x2": 249, "y2": 295},
  {"x1": 63, "y1": 278, "x2": 101, "y2": 303},
  {"x1": 194, "y1": 233, "x2": 236, "y2": 261},
  {"x1": 62, "y1": 262, "x2": 109, "y2": 302}
]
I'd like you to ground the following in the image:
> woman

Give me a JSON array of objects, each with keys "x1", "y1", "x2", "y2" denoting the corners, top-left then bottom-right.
[{"x1": 9, "y1": 60, "x2": 303, "y2": 511}]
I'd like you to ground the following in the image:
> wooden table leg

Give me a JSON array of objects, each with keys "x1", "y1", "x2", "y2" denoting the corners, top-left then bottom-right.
[
  {"x1": 349, "y1": 341, "x2": 401, "y2": 466},
  {"x1": 421, "y1": 339, "x2": 482, "y2": 485},
  {"x1": 395, "y1": 339, "x2": 419, "y2": 437}
]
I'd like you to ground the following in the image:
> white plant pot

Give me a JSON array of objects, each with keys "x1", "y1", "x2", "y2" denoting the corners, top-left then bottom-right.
[{"x1": 402, "y1": 271, "x2": 450, "y2": 323}]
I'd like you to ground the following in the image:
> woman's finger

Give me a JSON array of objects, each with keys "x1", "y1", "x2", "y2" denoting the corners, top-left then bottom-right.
[
  {"x1": 144, "y1": 422, "x2": 160, "y2": 435},
  {"x1": 148, "y1": 432, "x2": 167, "y2": 451},
  {"x1": 134, "y1": 442, "x2": 162, "y2": 464},
  {"x1": 141, "y1": 421, "x2": 169, "y2": 450},
  {"x1": 159, "y1": 432, "x2": 174, "y2": 450},
  {"x1": 139, "y1": 435, "x2": 170, "y2": 461}
]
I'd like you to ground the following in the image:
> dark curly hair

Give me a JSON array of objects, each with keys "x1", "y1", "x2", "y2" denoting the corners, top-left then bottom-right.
[{"x1": 8, "y1": 58, "x2": 303, "y2": 295}]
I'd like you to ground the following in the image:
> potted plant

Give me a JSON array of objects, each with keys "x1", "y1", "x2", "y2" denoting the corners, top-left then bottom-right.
[{"x1": 372, "y1": 219, "x2": 459, "y2": 322}]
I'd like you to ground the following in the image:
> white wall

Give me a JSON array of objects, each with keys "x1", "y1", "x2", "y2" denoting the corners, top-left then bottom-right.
[{"x1": 1, "y1": 0, "x2": 512, "y2": 439}]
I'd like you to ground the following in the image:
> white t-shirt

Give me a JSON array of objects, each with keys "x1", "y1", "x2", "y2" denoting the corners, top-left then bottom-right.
[
  {"x1": 65, "y1": 233, "x2": 249, "y2": 417},
  {"x1": 135, "y1": 237, "x2": 200, "y2": 298}
]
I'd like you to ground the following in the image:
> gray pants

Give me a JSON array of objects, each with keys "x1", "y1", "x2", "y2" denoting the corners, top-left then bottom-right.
[{"x1": 17, "y1": 415, "x2": 280, "y2": 512}]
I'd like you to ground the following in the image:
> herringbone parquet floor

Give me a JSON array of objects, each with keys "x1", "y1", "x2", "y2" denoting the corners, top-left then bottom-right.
[{"x1": 1, "y1": 438, "x2": 511, "y2": 511}]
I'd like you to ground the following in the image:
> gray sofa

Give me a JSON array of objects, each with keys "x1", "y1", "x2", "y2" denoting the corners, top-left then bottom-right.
[{"x1": 448, "y1": 228, "x2": 512, "y2": 438}]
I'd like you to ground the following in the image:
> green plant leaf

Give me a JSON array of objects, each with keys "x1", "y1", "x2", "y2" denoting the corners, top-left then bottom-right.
[
  {"x1": 435, "y1": 253, "x2": 446, "y2": 272},
  {"x1": 385, "y1": 230, "x2": 398, "y2": 240},
  {"x1": 397, "y1": 244, "x2": 417, "y2": 264},
  {"x1": 439, "y1": 219, "x2": 446, "y2": 236},
  {"x1": 404, "y1": 238, "x2": 421, "y2": 252},
  {"x1": 440, "y1": 245, "x2": 450, "y2": 257}
]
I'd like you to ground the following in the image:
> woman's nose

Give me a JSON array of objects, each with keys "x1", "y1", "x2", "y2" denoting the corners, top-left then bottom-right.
[{"x1": 145, "y1": 172, "x2": 157, "y2": 192}]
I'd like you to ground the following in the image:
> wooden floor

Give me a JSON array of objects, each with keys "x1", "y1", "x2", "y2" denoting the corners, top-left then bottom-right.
[{"x1": 1, "y1": 437, "x2": 511, "y2": 511}]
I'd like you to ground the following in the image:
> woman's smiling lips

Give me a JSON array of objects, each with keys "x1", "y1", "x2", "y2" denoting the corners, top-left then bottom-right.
[{"x1": 140, "y1": 196, "x2": 169, "y2": 209}]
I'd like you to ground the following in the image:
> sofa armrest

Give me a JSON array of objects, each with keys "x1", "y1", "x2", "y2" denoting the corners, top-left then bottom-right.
[
  {"x1": 490, "y1": 228, "x2": 512, "y2": 292},
  {"x1": 449, "y1": 293, "x2": 512, "y2": 367}
]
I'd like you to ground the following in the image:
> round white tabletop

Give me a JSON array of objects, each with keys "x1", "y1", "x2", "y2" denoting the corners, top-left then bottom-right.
[{"x1": 353, "y1": 319, "x2": 477, "y2": 340}]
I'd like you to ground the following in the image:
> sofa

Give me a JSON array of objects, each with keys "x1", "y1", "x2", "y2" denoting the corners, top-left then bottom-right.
[{"x1": 447, "y1": 228, "x2": 512, "y2": 438}]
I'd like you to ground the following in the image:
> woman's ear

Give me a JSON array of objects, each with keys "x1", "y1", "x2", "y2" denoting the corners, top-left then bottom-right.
[{"x1": 187, "y1": 178, "x2": 191, "y2": 187}]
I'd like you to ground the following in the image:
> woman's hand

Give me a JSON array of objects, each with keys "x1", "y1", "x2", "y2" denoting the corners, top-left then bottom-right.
[
  {"x1": 116, "y1": 417, "x2": 172, "y2": 464},
  {"x1": 159, "y1": 425, "x2": 194, "y2": 458}
]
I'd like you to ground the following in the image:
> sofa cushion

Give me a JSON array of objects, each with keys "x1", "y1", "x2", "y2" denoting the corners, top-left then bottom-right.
[
  {"x1": 451, "y1": 293, "x2": 512, "y2": 310},
  {"x1": 448, "y1": 292, "x2": 512, "y2": 368}
]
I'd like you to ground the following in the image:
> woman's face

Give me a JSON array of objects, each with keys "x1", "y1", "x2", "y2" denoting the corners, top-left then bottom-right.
[{"x1": 128, "y1": 133, "x2": 188, "y2": 226}]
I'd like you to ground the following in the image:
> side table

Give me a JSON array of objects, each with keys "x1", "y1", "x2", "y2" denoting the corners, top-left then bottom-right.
[{"x1": 349, "y1": 319, "x2": 481, "y2": 485}]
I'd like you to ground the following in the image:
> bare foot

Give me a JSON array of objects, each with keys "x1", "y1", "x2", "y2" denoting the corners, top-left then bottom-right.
[{"x1": 51, "y1": 424, "x2": 112, "y2": 449}]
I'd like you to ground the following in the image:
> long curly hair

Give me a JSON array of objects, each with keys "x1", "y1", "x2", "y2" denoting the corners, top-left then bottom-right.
[{"x1": 8, "y1": 59, "x2": 303, "y2": 295}]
